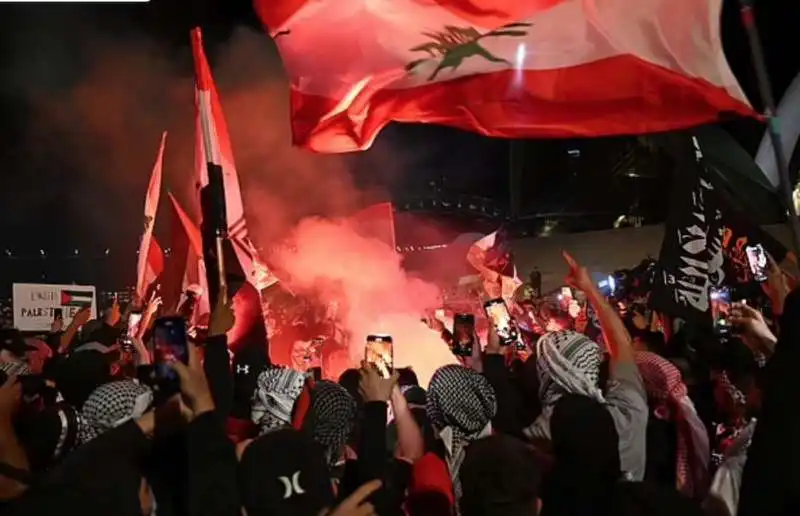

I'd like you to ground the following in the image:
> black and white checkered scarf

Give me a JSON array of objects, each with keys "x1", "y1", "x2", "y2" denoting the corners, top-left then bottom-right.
[
  {"x1": 251, "y1": 367, "x2": 308, "y2": 434},
  {"x1": 302, "y1": 381, "x2": 357, "y2": 468},
  {"x1": 426, "y1": 365, "x2": 497, "y2": 503},
  {"x1": 525, "y1": 331, "x2": 604, "y2": 441},
  {"x1": 79, "y1": 380, "x2": 153, "y2": 443}
]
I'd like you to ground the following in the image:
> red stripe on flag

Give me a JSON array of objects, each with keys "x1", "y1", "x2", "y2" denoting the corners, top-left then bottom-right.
[{"x1": 285, "y1": 57, "x2": 755, "y2": 153}]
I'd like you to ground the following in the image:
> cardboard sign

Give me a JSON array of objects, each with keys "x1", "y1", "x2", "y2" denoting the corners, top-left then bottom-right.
[{"x1": 12, "y1": 283, "x2": 98, "y2": 332}]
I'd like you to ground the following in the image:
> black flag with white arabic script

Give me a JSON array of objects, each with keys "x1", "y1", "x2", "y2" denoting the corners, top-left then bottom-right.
[{"x1": 650, "y1": 136, "x2": 787, "y2": 324}]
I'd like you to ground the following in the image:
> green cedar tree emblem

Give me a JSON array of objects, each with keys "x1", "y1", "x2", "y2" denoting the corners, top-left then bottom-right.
[{"x1": 405, "y1": 22, "x2": 532, "y2": 81}]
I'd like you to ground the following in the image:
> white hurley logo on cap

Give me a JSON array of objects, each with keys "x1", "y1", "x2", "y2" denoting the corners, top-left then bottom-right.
[
  {"x1": 279, "y1": 471, "x2": 305, "y2": 499},
  {"x1": 236, "y1": 364, "x2": 250, "y2": 375}
]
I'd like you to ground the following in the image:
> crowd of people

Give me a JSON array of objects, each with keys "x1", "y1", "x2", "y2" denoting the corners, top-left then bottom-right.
[{"x1": 0, "y1": 248, "x2": 797, "y2": 516}]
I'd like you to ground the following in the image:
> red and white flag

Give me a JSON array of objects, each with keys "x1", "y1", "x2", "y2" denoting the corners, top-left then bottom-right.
[
  {"x1": 168, "y1": 192, "x2": 210, "y2": 321},
  {"x1": 467, "y1": 230, "x2": 521, "y2": 302},
  {"x1": 346, "y1": 202, "x2": 397, "y2": 251},
  {"x1": 190, "y1": 27, "x2": 259, "y2": 286},
  {"x1": 255, "y1": 0, "x2": 754, "y2": 152},
  {"x1": 136, "y1": 132, "x2": 166, "y2": 298}
]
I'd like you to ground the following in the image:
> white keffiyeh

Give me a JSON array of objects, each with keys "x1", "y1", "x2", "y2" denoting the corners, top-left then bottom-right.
[{"x1": 251, "y1": 368, "x2": 307, "y2": 434}]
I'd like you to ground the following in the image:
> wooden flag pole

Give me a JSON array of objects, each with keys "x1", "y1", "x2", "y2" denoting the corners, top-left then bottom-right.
[{"x1": 737, "y1": 0, "x2": 800, "y2": 258}]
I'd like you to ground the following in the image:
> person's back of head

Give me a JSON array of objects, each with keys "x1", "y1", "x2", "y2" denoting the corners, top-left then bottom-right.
[
  {"x1": 238, "y1": 428, "x2": 335, "y2": 516},
  {"x1": 542, "y1": 394, "x2": 620, "y2": 516},
  {"x1": 459, "y1": 435, "x2": 541, "y2": 516}
]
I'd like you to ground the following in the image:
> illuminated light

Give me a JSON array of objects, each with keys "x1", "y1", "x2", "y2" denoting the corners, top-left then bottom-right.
[
  {"x1": 74, "y1": 249, "x2": 79, "y2": 255},
  {"x1": 39, "y1": 249, "x2": 45, "y2": 256},
  {"x1": 104, "y1": 249, "x2": 110, "y2": 255},
  {"x1": 515, "y1": 43, "x2": 526, "y2": 68}
]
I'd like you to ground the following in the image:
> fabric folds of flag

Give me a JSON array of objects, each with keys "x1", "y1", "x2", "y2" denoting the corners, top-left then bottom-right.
[
  {"x1": 346, "y1": 202, "x2": 397, "y2": 251},
  {"x1": 466, "y1": 229, "x2": 521, "y2": 302},
  {"x1": 649, "y1": 136, "x2": 787, "y2": 325},
  {"x1": 136, "y1": 132, "x2": 167, "y2": 299},
  {"x1": 255, "y1": 0, "x2": 755, "y2": 153},
  {"x1": 190, "y1": 27, "x2": 258, "y2": 300},
  {"x1": 167, "y1": 193, "x2": 210, "y2": 323}
]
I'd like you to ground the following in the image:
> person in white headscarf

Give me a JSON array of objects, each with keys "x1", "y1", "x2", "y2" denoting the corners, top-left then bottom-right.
[{"x1": 524, "y1": 252, "x2": 649, "y2": 481}]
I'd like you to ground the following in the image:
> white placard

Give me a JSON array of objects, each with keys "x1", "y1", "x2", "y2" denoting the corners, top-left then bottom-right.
[{"x1": 12, "y1": 283, "x2": 98, "y2": 332}]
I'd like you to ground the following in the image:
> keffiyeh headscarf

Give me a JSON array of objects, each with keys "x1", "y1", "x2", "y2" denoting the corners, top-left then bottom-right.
[
  {"x1": 525, "y1": 331, "x2": 603, "y2": 442},
  {"x1": 0, "y1": 360, "x2": 32, "y2": 378},
  {"x1": 79, "y1": 380, "x2": 153, "y2": 443},
  {"x1": 536, "y1": 330, "x2": 604, "y2": 406},
  {"x1": 426, "y1": 365, "x2": 497, "y2": 503},
  {"x1": 251, "y1": 367, "x2": 307, "y2": 434},
  {"x1": 635, "y1": 351, "x2": 709, "y2": 498},
  {"x1": 301, "y1": 381, "x2": 357, "y2": 468}
]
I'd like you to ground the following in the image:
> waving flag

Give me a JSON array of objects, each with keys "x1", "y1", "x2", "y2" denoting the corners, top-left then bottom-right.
[
  {"x1": 255, "y1": 0, "x2": 754, "y2": 152},
  {"x1": 136, "y1": 132, "x2": 167, "y2": 299},
  {"x1": 346, "y1": 202, "x2": 396, "y2": 251},
  {"x1": 167, "y1": 193, "x2": 210, "y2": 322},
  {"x1": 191, "y1": 28, "x2": 258, "y2": 299},
  {"x1": 467, "y1": 229, "x2": 521, "y2": 302}
]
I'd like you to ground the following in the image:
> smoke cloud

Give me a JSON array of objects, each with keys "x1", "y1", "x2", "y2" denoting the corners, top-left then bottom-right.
[
  {"x1": 272, "y1": 217, "x2": 456, "y2": 385},
  {"x1": 5, "y1": 10, "x2": 455, "y2": 381}
]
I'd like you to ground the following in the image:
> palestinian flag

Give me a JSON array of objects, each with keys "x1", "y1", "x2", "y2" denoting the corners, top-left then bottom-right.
[{"x1": 61, "y1": 289, "x2": 94, "y2": 307}]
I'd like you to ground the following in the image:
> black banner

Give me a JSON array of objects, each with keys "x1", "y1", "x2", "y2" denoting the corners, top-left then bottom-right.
[{"x1": 649, "y1": 136, "x2": 786, "y2": 325}]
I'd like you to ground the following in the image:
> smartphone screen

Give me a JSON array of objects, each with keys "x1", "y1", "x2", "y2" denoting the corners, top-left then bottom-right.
[
  {"x1": 452, "y1": 313, "x2": 475, "y2": 357},
  {"x1": 710, "y1": 286, "x2": 732, "y2": 336},
  {"x1": 484, "y1": 298, "x2": 519, "y2": 346},
  {"x1": 597, "y1": 275, "x2": 616, "y2": 297},
  {"x1": 152, "y1": 316, "x2": 189, "y2": 388},
  {"x1": 127, "y1": 312, "x2": 143, "y2": 339},
  {"x1": 745, "y1": 244, "x2": 768, "y2": 282},
  {"x1": 365, "y1": 334, "x2": 393, "y2": 378}
]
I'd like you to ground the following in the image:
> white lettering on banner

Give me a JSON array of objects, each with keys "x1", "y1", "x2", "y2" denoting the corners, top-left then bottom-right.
[
  {"x1": 664, "y1": 173, "x2": 725, "y2": 314},
  {"x1": 12, "y1": 283, "x2": 98, "y2": 332}
]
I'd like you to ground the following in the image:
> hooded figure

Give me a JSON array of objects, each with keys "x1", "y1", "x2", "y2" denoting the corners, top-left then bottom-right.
[
  {"x1": 251, "y1": 367, "x2": 307, "y2": 435},
  {"x1": 301, "y1": 381, "x2": 357, "y2": 469},
  {"x1": 527, "y1": 331, "x2": 605, "y2": 440},
  {"x1": 426, "y1": 364, "x2": 497, "y2": 503},
  {"x1": 79, "y1": 380, "x2": 153, "y2": 443},
  {"x1": 635, "y1": 351, "x2": 709, "y2": 497},
  {"x1": 544, "y1": 394, "x2": 705, "y2": 516}
]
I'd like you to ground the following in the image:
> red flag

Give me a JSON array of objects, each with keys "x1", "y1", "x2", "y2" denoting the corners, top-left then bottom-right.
[
  {"x1": 346, "y1": 202, "x2": 396, "y2": 251},
  {"x1": 255, "y1": 0, "x2": 755, "y2": 152},
  {"x1": 167, "y1": 193, "x2": 210, "y2": 321},
  {"x1": 190, "y1": 28, "x2": 258, "y2": 288},
  {"x1": 136, "y1": 132, "x2": 166, "y2": 298}
]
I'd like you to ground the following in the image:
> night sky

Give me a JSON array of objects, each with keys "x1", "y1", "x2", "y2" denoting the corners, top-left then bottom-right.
[{"x1": 0, "y1": 0, "x2": 798, "y2": 292}]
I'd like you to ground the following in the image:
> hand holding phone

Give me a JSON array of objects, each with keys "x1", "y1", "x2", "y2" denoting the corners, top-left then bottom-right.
[
  {"x1": 365, "y1": 335, "x2": 393, "y2": 379},
  {"x1": 152, "y1": 316, "x2": 189, "y2": 395},
  {"x1": 710, "y1": 286, "x2": 732, "y2": 336},
  {"x1": 483, "y1": 298, "x2": 519, "y2": 346},
  {"x1": 745, "y1": 244, "x2": 768, "y2": 282},
  {"x1": 452, "y1": 313, "x2": 475, "y2": 357}
]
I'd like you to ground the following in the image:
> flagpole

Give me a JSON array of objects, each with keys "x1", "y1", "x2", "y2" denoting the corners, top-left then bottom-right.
[{"x1": 737, "y1": 0, "x2": 800, "y2": 258}]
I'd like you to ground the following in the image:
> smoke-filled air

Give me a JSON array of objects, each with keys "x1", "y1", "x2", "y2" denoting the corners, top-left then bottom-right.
[{"x1": 5, "y1": 9, "x2": 455, "y2": 383}]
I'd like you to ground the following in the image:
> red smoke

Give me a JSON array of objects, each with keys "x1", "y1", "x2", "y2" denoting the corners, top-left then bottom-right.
[{"x1": 271, "y1": 217, "x2": 457, "y2": 386}]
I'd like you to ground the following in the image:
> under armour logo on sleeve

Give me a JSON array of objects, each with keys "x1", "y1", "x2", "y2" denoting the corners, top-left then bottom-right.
[
  {"x1": 236, "y1": 364, "x2": 250, "y2": 375},
  {"x1": 279, "y1": 471, "x2": 305, "y2": 499}
]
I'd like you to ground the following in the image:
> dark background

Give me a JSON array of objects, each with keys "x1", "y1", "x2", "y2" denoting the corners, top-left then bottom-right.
[{"x1": 0, "y1": 0, "x2": 797, "y2": 292}]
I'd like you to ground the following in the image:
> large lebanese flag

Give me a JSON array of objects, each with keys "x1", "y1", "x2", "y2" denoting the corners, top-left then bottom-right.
[
  {"x1": 136, "y1": 132, "x2": 167, "y2": 298},
  {"x1": 255, "y1": 0, "x2": 754, "y2": 152},
  {"x1": 190, "y1": 28, "x2": 259, "y2": 286}
]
